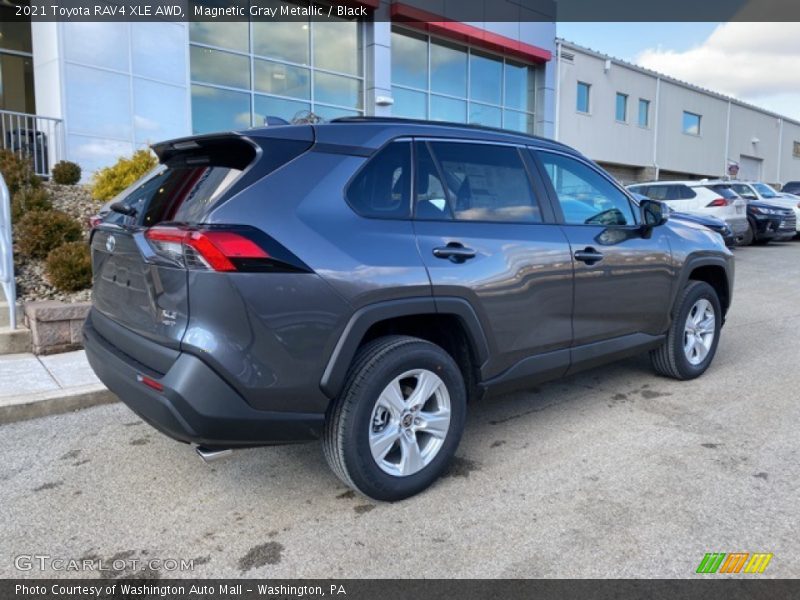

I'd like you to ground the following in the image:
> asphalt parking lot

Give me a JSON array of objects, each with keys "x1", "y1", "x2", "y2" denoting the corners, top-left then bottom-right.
[{"x1": 1, "y1": 240, "x2": 799, "y2": 579}]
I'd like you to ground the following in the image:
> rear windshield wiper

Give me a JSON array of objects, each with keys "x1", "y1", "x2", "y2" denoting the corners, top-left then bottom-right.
[{"x1": 109, "y1": 201, "x2": 137, "y2": 217}]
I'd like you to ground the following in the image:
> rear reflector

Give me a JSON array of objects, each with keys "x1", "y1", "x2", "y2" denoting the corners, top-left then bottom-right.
[
  {"x1": 145, "y1": 226, "x2": 268, "y2": 272},
  {"x1": 137, "y1": 374, "x2": 164, "y2": 392},
  {"x1": 706, "y1": 198, "x2": 729, "y2": 207}
]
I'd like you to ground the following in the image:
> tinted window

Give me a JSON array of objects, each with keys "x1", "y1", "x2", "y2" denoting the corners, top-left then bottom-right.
[
  {"x1": 426, "y1": 142, "x2": 541, "y2": 223},
  {"x1": 106, "y1": 165, "x2": 243, "y2": 227},
  {"x1": 347, "y1": 142, "x2": 411, "y2": 219},
  {"x1": 675, "y1": 185, "x2": 697, "y2": 200},
  {"x1": 538, "y1": 152, "x2": 636, "y2": 226},
  {"x1": 706, "y1": 185, "x2": 739, "y2": 200}
]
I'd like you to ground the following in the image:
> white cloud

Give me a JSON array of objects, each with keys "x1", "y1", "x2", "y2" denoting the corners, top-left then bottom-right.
[{"x1": 635, "y1": 23, "x2": 800, "y2": 120}]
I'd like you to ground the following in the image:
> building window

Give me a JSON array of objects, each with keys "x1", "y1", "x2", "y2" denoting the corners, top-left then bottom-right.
[
  {"x1": 615, "y1": 93, "x2": 628, "y2": 122},
  {"x1": 189, "y1": 3, "x2": 364, "y2": 134},
  {"x1": 391, "y1": 28, "x2": 537, "y2": 134},
  {"x1": 793, "y1": 141, "x2": 800, "y2": 158},
  {"x1": 0, "y1": 15, "x2": 35, "y2": 113},
  {"x1": 576, "y1": 81, "x2": 590, "y2": 113},
  {"x1": 683, "y1": 111, "x2": 701, "y2": 135},
  {"x1": 638, "y1": 99, "x2": 650, "y2": 128}
]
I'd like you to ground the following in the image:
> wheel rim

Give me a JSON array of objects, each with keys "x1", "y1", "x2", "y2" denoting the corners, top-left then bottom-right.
[
  {"x1": 368, "y1": 369, "x2": 451, "y2": 477},
  {"x1": 683, "y1": 298, "x2": 716, "y2": 365}
]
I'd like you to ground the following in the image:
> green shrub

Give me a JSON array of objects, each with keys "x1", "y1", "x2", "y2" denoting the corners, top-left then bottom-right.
[
  {"x1": 51, "y1": 160, "x2": 82, "y2": 185},
  {"x1": 90, "y1": 149, "x2": 157, "y2": 201},
  {"x1": 0, "y1": 149, "x2": 41, "y2": 195},
  {"x1": 15, "y1": 210, "x2": 83, "y2": 259},
  {"x1": 11, "y1": 186, "x2": 53, "y2": 222},
  {"x1": 45, "y1": 241, "x2": 93, "y2": 292}
]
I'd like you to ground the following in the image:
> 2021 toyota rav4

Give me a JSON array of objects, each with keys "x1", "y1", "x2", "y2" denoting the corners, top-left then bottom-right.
[{"x1": 84, "y1": 118, "x2": 734, "y2": 501}]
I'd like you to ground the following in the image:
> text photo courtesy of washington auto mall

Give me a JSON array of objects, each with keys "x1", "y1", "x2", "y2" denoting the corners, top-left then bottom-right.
[{"x1": 0, "y1": 0, "x2": 799, "y2": 598}]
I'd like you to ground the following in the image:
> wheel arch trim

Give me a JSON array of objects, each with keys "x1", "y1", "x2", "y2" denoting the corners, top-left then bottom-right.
[{"x1": 320, "y1": 297, "x2": 490, "y2": 399}]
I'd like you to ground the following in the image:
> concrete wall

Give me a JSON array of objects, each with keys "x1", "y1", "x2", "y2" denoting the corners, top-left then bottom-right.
[{"x1": 556, "y1": 40, "x2": 800, "y2": 186}]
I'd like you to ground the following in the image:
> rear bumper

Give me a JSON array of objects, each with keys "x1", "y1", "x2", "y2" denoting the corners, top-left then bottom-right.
[{"x1": 83, "y1": 311, "x2": 324, "y2": 447}]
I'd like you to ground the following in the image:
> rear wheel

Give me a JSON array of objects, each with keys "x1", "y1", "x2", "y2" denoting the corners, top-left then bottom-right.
[
  {"x1": 323, "y1": 335, "x2": 466, "y2": 501},
  {"x1": 651, "y1": 281, "x2": 722, "y2": 380}
]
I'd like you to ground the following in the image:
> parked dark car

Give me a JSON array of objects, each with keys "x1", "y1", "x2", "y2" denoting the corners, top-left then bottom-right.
[
  {"x1": 706, "y1": 184, "x2": 796, "y2": 245},
  {"x1": 84, "y1": 117, "x2": 734, "y2": 500},
  {"x1": 781, "y1": 181, "x2": 800, "y2": 195},
  {"x1": 631, "y1": 193, "x2": 736, "y2": 247}
]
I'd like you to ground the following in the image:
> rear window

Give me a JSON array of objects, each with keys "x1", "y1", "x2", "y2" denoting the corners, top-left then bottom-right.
[
  {"x1": 105, "y1": 135, "x2": 309, "y2": 227},
  {"x1": 705, "y1": 185, "x2": 739, "y2": 200}
]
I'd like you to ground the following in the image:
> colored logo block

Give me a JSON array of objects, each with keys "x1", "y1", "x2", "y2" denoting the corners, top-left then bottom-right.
[{"x1": 696, "y1": 552, "x2": 773, "y2": 574}]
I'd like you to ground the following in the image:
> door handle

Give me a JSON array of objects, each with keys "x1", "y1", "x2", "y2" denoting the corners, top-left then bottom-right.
[
  {"x1": 574, "y1": 247, "x2": 604, "y2": 265},
  {"x1": 433, "y1": 243, "x2": 476, "y2": 263}
]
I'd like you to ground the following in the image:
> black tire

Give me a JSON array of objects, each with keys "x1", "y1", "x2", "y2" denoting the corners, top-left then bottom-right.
[
  {"x1": 323, "y1": 335, "x2": 466, "y2": 501},
  {"x1": 650, "y1": 281, "x2": 722, "y2": 380},
  {"x1": 741, "y1": 221, "x2": 755, "y2": 246}
]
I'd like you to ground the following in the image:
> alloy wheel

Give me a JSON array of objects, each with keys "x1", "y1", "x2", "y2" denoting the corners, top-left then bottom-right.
[
  {"x1": 368, "y1": 369, "x2": 451, "y2": 477},
  {"x1": 683, "y1": 298, "x2": 716, "y2": 365}
]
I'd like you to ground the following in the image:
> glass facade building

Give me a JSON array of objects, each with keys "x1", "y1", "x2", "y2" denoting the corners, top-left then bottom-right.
[{"x1": 24, "y1": 8, "x2": 555, "y2": 176}]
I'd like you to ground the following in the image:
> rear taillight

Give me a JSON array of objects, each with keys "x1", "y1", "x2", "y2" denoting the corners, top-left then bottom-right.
[
  {"x1": 88, "y1": 215, "x2": 103, "y2": 229},
  {"x1": 706, "y1": 198, "x2": 729, "y2": 207},
  {"x1": 145, "y1": 226, "x2": 267, "y2": 272},
  {"x1": 144, "y1": 225, "x2": 309, "y2": 273}
]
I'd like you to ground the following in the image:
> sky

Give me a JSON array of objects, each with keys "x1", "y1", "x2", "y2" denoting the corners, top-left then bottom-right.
[{"x1": 557, "y1": 22, "x2": 800, "y2": 121}]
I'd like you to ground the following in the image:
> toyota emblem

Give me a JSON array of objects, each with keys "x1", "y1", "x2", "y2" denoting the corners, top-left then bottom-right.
[{"x1": 105, "y1": 235, "x2": 116, "y2": 253}]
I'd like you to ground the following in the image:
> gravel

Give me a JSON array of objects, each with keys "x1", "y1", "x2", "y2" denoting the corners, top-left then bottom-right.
[{"x1": 12, "y1": 182, "x2": 97, "y2": 304}]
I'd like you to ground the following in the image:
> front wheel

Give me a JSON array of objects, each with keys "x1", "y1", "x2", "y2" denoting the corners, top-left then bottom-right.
[
  {"x1": 323, "y1": 335, "x2": 466, "y2": 501},
  {"x1": 651, "y1": 281, "x2": 722, "y2": 380}
]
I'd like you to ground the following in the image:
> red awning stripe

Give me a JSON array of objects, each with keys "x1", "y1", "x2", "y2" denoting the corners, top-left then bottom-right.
[{"x1": 390, "y1": 3, "x2": 552, "y2": 64}]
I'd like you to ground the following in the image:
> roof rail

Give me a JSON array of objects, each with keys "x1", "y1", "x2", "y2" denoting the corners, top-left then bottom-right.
[{"x1": 328, "y1": 116, "x2": 560, "y2": 145}]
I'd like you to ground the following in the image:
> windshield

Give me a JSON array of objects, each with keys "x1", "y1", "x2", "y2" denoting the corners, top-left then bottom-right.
[{"x1": 753, "y1": 183, "x2": 778, "y2": 198}]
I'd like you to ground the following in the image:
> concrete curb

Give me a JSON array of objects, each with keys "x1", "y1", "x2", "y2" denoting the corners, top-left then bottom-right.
[{"x1": 0, "y1": 384, "x2": 118, "y2": 425}]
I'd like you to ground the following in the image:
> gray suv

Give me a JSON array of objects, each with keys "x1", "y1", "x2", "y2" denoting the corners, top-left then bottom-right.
[{"x1": 84, "y1": 118, "x2": 734, "y2": 500}]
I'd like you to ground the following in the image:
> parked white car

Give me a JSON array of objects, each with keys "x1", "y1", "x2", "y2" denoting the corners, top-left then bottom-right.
[
  {"x1": 727, "y1": 181, "x2": 800, "y2": 234},
  {"x1": 626, "y1": 181, "x2": 749, "y2": 238}
]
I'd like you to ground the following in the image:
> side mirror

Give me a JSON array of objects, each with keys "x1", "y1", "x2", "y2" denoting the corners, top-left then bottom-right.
[{"x1": 640, "y1": 199, "x2": 669, "y2": 227}]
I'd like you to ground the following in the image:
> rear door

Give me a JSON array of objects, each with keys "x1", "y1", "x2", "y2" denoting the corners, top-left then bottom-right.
[
  {"x1": 413, "y1": 139, "x2": 574, "y2": 380},
  {"x1": 532, "y1": 149, "x2": 674, "y2": 350}
]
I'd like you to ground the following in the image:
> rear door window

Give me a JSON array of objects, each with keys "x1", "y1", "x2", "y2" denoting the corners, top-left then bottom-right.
[{"x1": 423, "y1": 141, "x2": 542, "y2": 223}]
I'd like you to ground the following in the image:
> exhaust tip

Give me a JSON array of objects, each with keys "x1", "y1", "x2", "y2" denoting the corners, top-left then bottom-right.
[{"x1": 195, "y1": 446, "x2": 233, "y2": 463}]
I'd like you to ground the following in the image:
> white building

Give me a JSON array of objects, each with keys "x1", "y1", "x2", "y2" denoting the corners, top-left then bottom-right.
[{"x1": 555, "y1": 39, "x2": 800, "y2": 186}]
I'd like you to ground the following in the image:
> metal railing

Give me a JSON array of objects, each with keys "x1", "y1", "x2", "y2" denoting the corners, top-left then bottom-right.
[
  {"x1": 0, "y1": 109, "x2": 65, "y2": 178},
  {"x1": 0, "y1": 173, "x2": 16, "y2": 329}
]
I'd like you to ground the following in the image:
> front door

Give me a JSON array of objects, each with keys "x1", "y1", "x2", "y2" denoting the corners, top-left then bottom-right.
[
  {"x1": 413, "y1": 140, "x2": 574, "y2": 380},
  {"x1": 533, "y1": 150, "x2": 675, "y2": 353}
]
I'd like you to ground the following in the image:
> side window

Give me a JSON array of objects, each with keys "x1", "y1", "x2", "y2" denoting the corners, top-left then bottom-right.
[
  {"x1": 347, "y1": 141, "x2": 411, "y2": 219},
  {"x1": 677, "y1": 185, "x2": 697, "y2": 200},
  {"x1": 426, "y1": 142, "x2": 541, "y2": 223},
  {"x1": 537, "y1": 152, "x2": 637, "y2": 226}
]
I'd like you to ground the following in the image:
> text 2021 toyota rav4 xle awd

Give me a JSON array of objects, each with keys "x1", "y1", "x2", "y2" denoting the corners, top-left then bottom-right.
[{"x1": 84, "y1": 118, "x2": 734, "y2": 500}]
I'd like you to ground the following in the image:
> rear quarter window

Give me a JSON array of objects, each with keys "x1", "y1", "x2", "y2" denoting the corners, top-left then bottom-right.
[{"x1": 346, "y1": 141, "x2": 412, "y2": 219}]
